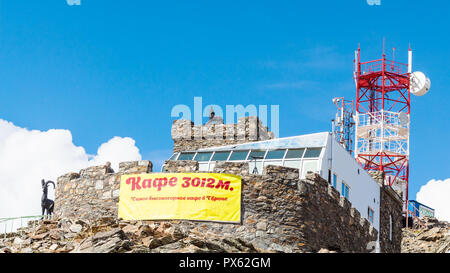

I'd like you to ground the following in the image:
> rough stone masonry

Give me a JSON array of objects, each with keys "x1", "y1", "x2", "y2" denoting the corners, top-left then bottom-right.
[
  {"x1": 171, "y1": 116, "x2": 274, "y2": 152},
  {"x1": 52, "y1": 116, "x2": 403, "y2": 253},
  {"x1": 55, "y1": 161, "x2": 153, "y2": 220},
  {"x1": 369, "y1": 171, "x2": 403, "y2": 253},
  {"x1": 54, "y1": 159, "x2": 391, "y2": 253}
]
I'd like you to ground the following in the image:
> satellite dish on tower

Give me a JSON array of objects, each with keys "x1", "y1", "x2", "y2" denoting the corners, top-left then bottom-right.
[{"x1": 410, "y1": 71, "x2": 431, "y2": 96}]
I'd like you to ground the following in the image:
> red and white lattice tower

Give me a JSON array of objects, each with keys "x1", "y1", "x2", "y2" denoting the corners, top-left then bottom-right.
[{"x1": 354, "y1": 43, "x2": 412, "y2": 207}]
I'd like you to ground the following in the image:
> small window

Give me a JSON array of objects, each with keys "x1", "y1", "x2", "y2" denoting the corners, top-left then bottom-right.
[
  {"x1": 285, "y1": 148, "x2": 305, "y2": 159},
  {"x1": 333, "y1": 174, "x2": 337, "y2": 188},
  {"x1": 341, "y1": 182, "x2": 350, "y2": 199},
  {"x1": 229, "y1": 150, "x2": 249, "y2": 161},
  {"x1": 194, "y1": 152, "x2": 213, "y2": 162},
  {"x1": 368, "y1": 207, "x2": 374, "y2": 224},
  {"x1": 303, "y1": 148, "x2": 322, "y2": 158},
  {"x1": 169, "y1": 153, "x2": 179, "y2": 160},
  {"x1": 265, "y1": 149, "x2": 286, "y2": 159},
  {"x1": 328, "y1": 170, "x2": 331, "y2": 184},
  {"x1": 178, "y1": 152, "x2": 195, "y2": 160},
  {"x1": 249, "y1": 150, "x2": 265, "y2": 160},
  {"x1": 211, "y1": 151, "x2": 230, "y2": 161}
]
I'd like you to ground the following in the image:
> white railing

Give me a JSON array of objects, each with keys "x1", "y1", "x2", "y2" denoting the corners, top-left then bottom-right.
[
  {"x1": 357, "y1": 110, "x2": 409, "y2": 129},
  {"x1": 355, "y1": 110, "x2": 409, "y2": 155},
  {"x1": 0, "y1": 215, "x2": 52, "y2": 238},
  {"x1": 356, "y1": 138, "x2": 408, "y2": 155}
]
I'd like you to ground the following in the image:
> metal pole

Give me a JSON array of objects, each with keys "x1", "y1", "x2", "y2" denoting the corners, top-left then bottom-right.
[{"x1": 406, "y1": 200, "x2": 409, "y2": 228}]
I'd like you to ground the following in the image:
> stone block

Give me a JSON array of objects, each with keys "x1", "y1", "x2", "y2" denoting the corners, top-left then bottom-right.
[
  {"x1": 112, "y1": 189, "x2": 120, "y2": 198},
  {"x1": 339, "y1": 196, "x2": 352, "y2": 212},
  {"x1": 80, "y1": 166, "x2": 107, "y2": 178},
  {"x1": 327, "y1": 185, "x2": 340, "y2": 201},
  {"x1": 164, "y1": 160, "x2": 199, "y2": 173},
  {"x1": 95, "y1": 180, "x2": 104, "y2": 190},
  {"x1": 350, "y1": 208, "x2": 360, "y2": 222},
  {"x1": 101, "y1": 190, "x2": 112, "y2": 200},
  {"x1": 213, "y1": 161, "x2": 248, "y2": 175},
  {"x1": 256, "y1": 221, "x2": 267, "y2": 231}
]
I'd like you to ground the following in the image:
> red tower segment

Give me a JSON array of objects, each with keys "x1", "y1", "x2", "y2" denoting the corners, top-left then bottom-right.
[{"x1": 354, "y1": 45, "x2": 411, "y2": 206}]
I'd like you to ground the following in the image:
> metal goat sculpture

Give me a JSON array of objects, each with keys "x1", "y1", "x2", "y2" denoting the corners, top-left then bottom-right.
[{"x1": 41, "y1": 179, "x2": 56, "y2": 218}]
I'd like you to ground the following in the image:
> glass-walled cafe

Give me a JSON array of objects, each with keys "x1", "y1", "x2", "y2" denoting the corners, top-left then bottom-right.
[{"x1": 165, "y1": 132, "x2": 328, "y2": 177}]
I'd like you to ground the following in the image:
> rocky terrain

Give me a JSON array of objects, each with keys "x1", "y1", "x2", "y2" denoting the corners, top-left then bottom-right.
[
  {"x1": 0, "y1": 217, "x2": 268, "y2": 253},
  {"x1": 3, "y1": 215, "x2": 449, "y2": 253},
  {"x1": 401, "y1": 217, "x2": 450, "y2": 253}
]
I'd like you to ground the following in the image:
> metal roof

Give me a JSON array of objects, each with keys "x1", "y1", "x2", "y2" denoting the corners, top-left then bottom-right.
[{"x1": 409, "y1": 200, "x2": 435, "y2": 211}]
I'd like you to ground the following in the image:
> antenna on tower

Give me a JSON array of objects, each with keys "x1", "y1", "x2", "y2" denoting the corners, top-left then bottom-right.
[
  {"x1": 408, "y1": 45, "x2": 412, "y2": 73},
  {"x1": 332, "y1": 97, "x2": 355, "y2": 155}
]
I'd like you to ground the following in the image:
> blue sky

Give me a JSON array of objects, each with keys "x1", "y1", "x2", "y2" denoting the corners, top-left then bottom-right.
[{"x1": 0, "y1": 0, "x2": 448, "y2": 202}]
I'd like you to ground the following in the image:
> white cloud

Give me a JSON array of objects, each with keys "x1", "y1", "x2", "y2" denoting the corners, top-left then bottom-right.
[
  {"x1": 0, "y1": 118, "x2": 141, "y2": 220},
  {"x1": 416, "y1": 178, "x2": 450, "y2": 222},
  {"x1": 89, "y1": 136, "x2": 141, "y2": 172}
]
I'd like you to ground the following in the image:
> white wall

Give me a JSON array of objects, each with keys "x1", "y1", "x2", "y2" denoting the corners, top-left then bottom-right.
[{"x1": 319, "y1": 133, "x2": 381, "y2": 233}]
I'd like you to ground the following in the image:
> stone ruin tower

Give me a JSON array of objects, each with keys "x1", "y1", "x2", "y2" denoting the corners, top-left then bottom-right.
[{"x1": 171, "y1": 116, "x2": 275, "y2": 153}]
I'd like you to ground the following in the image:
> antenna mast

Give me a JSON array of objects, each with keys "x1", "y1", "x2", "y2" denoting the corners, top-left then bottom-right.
[
  {"x1": 354, "y1": 43, "x2": 411, "y2": 210},
  {"x1": 332, "y1": 97, "x2": 355, "y2": 155}
]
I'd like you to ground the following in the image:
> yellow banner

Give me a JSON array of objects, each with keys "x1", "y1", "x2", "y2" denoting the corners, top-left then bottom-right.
[{"x1": 118, "y1": 173, "x2": 241, "y2": 222}]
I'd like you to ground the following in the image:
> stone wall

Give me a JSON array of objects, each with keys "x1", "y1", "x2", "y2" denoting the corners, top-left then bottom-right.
[
  {"x1": 181, "y1": 162, "x2": 378, "y2": 252},
  {"x1": 369, "y1": 170, "x2": 404, "y2": 199},
  {"x1": 54, "y1": 161, "x2": 153, "y2": 220},
  {"x1": 54, "y1": 160, "x2": 381, "y2": 252},
  {"x1": 171, "y1": 116, "x2": 275, "y2": 152},
  {"x1": 379, "y1": 185, "x2": 403, "y2": 253},
  {"x1": 163, "y1": 160, "x2": 200, "y2": 173},
  {"x1": 368, "y1": 170, "x2": 403, "y2": 253},
  {"x1": 295, "y1": 172, "x2": 378, "y2": 252}
]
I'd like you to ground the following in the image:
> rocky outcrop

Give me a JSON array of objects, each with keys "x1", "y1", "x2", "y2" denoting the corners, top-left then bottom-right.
[
  {"x1": 0, "y1": 217, "x2": 262, "y2": 253},
  {"x1": 401, "y1": 217, "x2": 450, "y2": 253}
]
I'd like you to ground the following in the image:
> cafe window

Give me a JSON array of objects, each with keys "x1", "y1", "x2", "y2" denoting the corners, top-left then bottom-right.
[
  {"x1": 285, "y1": 149, "x2": 305, "y2": 159},
  {"x1": 265, "y1": 149, "x2": 286, "y2": 159},
  {"x1": 194, "y1": 152, "x2": 213, "y2": 162},
  {"x1": 229, "y1": 150, "x2": 249, "y2": 161},
  {"x1": 211, "y1": 151, "x2": 230, "y2": 161},
  {"x1": 178, "y1": 152, "x2": 195, "y2": 160}
]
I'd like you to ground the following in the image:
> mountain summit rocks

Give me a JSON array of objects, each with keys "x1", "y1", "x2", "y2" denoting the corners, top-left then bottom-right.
[
  {"x1": 402, "y1": 217, "x2": 450, "y2": 253},
  {"x1": 0, "y1": 217, "x2": 264, "y2": 253}
]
